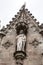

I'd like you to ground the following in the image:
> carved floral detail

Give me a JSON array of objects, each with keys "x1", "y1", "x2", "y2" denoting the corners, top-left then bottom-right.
[
  {"x1": 29, "y1": 39, "x2": 41, "y2": 48},
  {"x1": 2, "y1": 40, "x2": 13, "y2": 49}
]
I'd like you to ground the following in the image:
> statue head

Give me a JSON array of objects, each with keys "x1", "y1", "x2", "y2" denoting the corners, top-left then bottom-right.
[{"x1": 19, "y1": 30, "x2": 24, "y2": 34}]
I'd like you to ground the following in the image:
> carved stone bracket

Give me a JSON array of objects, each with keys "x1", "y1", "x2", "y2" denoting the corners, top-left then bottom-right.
[
  {"x1": 14, "y1": 51, "x2": 26, "y2": 60},
  {"x1": 14, "y1": 51, "x2": 26, "y2": 65}
]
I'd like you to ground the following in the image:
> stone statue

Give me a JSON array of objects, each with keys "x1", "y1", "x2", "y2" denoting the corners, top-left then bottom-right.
[{"x1": 16, "y1": 30, "x2": 26, "y2": 51}]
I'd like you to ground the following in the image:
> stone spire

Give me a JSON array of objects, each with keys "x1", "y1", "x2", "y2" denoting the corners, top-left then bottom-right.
[{"x1": 21, "y1": 3, "x2": 26, "y2": 10}]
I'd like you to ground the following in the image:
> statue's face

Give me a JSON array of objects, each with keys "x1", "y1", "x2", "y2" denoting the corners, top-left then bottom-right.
[{"x1": 19, "y1": 30, "x2": 24, "y2": 34}]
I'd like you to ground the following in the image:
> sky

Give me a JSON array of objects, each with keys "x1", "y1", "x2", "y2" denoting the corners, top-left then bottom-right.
[{"x1": 0, "y1": 0, "x2": 43, "y2": 28}]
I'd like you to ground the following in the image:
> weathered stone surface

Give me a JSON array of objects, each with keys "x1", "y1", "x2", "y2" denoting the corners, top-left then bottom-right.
[{"x1": 0, "y1": 4, "x2": 43, "y2": 65}]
